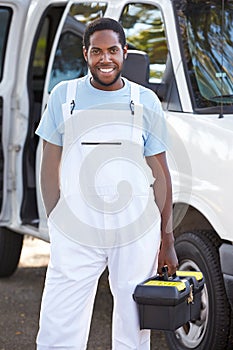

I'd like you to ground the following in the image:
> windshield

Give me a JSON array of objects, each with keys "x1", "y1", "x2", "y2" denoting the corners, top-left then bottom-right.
[
  {"x1": 0, "y1": 7, "x2": 12, "y2": 81},
  {"x1": 174, "y1": 0, "x2": 233, "y2": 109}
]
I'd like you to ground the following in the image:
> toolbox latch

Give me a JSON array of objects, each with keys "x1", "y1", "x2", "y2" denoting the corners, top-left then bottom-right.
[{"x1": 187, "y1": 284, "x2": 194, "y2": 304}]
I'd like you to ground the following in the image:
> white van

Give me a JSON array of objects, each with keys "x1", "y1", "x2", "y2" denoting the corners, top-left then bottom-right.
[{"x1": 1, "y1": 0, "x2": 233, "y2": 349}]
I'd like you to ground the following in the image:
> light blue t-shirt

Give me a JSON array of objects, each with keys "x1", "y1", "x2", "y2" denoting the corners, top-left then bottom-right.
[{"x1": 36, "y1": 76, "x2": 167, "y2": 156}]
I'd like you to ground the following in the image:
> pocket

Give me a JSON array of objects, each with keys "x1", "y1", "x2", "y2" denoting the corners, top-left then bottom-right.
[{"x1": 81, "y1": 141, "x2": 122, "y2": 145}]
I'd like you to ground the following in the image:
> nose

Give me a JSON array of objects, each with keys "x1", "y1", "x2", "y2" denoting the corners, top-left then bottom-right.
[{"x1": 100, "y1": 51, "x2": 112, "y2": 62}]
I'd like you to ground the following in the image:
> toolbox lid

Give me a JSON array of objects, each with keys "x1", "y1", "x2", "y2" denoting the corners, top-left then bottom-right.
[{"x1": 133, "y1": 278, "x2": 191, "y2": 306}]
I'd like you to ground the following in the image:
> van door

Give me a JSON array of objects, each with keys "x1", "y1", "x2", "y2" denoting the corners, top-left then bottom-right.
[
  {"x1": 0, "y1": 3, "x2": 31, "y2": 224},
  {"x1": 0, "y1": 1, "x2": 32, "y2": 277},
  {"x1": 20, "y1": 4, "x2": 67, "y2": 229}
]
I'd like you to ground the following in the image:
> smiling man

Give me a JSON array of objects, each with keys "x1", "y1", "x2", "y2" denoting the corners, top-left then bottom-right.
[
  {"x1": 83, "y1": 28, "x2": 127, "y2": 89},
  {"x1": 36, "y1": 18, "x2": 178, "y2": 350}
]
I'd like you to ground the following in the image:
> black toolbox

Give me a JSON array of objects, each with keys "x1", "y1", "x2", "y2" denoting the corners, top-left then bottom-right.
[{"x1": 133, "y1": 269, "x2": 205, "y2": 331}]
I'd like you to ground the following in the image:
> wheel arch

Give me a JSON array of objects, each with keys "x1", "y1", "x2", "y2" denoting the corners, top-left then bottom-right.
[{"x1": 173, "y1": 202, "x2": 220, "y2": 241}]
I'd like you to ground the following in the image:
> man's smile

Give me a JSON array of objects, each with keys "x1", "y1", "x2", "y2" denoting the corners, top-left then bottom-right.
[{"x1": 98, "y1": 67, "x2": 115, "y2": 73}]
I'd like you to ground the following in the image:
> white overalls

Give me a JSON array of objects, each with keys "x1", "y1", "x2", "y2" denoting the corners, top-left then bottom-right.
[{"x1": 37, "y1": 79, "x2": 161, "y2": 350}]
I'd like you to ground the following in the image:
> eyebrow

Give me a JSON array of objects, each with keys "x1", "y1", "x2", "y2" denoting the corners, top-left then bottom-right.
[{"x1": 90, "y1": 45, "x2": 120, "y2": 51}]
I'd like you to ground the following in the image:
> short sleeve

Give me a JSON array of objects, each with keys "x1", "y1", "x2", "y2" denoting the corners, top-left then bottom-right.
[
  {"x1": 143, "y1": 93, "x2": 168, "y2": 156},
  {"x1": 35, "y1": 83, "x2": 66, "y2": 145}
]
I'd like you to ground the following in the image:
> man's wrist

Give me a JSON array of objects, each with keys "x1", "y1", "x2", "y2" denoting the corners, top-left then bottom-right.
[{"x1": 161, "y1": 232, "x2": 175, "y2": 245}]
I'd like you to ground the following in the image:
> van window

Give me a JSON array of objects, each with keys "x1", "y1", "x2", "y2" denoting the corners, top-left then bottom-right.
[
  {"x1": 49, "y1": 18, "x2": 88, "y2": 91},
  {"x1": 0, "y1": 8, "x2": 12, "y2": 81},
  {"x1": 119, "y1": 3, "x2": 168, "y2": 83},
  {"x1": 48, "y1": 2, "x2": 107, "y2": 91},
  {"x1": 32, "y1": 17, "x2": 50, "y2": 98},
  {"x1": 69, "y1": 2, "x2": 107, "y2": 22},
  {"x1": 175, "y1": 0, "x2": 233, "y2": 109},
  {"x1": 49, "y1": 31, "x2": 87, "y2": 92}
]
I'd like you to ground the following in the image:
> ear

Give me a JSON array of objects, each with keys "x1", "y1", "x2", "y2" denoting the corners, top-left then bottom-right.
[
  {"x1": 123, "y1": 44, "x2": 128, "y2": 60},
  {"x1": 83, "y1": 46, "x2": 88, "y2": 61}
]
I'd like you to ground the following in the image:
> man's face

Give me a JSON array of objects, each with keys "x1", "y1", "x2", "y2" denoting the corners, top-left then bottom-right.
[{"x1": 83, "y1": 29, "x2": 128, "y2": 91}]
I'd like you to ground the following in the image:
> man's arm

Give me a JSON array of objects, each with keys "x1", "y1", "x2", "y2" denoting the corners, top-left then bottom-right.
[
  {"x1": 146, "y1": 151, "x2": 178, "y2": 275},
  {"x1": 40, "y1": 140, "x2": 62, "y2": 217}
]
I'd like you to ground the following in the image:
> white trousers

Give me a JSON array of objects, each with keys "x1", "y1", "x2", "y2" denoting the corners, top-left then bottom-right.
[{"x1": 37, "y1": 220, "x2": 161, "y2": 350}]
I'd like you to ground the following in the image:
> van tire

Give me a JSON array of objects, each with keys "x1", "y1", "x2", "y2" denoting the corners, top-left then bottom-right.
[
  {"x1": 165, "y1": 231, "x2": 230, "y2": 350},
  {"x1": 227, "y1": 313, "x2": 233, "y2": 350},
  {"x1": 0, "y1": 227, "x2": 23, "y2": 277}
]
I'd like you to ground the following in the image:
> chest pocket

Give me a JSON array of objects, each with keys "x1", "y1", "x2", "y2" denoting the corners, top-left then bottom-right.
[{"x1": 61, "y1": 108, "x2": 148, "y2": 197}]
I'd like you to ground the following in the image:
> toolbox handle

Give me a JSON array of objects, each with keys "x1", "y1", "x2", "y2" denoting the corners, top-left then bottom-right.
[
  {"x1": 161, "y1": 266, "x2": 179, "y2": 281},
  {"x1": 162, "y1": 266, "x2": 169, "y2": 281}
]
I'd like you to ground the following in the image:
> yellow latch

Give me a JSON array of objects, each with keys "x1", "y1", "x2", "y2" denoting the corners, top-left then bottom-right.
[
  {"x1": 187, "y1": 285, "x2": 194, "y2": 304},
  {"x1": 176, "y1": 271, "x2": 203, "y2": 281}
]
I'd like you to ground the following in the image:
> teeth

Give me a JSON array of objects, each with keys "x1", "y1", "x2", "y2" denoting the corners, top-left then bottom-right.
[{"x1": 100, "y1": 68, "x2": 113, "y2": 73}]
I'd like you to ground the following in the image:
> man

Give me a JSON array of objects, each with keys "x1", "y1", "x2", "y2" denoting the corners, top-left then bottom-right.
[{"x1": 36, "y1": 17, "x2": 178, "y2": 350}]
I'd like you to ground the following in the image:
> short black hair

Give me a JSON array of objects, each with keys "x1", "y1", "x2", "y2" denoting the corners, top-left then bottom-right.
[{"x1": 83, "y1": 17, "x2": 126, "y2": 50}]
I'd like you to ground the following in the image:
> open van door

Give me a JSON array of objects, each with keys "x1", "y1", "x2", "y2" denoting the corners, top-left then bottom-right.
[
  {"x1": 0, "y1": 1, "x2": 33, "y2": 276},
  {"x1": 0, "y1": 6, "x2": 13, "y2": 224},
  {"x1": 0, "y1": 2, "x2": 30, "y2": 223}
]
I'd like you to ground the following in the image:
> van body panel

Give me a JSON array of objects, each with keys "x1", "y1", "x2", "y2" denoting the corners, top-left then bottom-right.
[{"x1": 167, "y1": 110, "x2": 233, "y2": 242}]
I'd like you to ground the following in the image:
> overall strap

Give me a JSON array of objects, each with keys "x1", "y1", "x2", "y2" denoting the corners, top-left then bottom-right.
[
  {"x1": 130, "y1": 81, "x2": 140, "y2": 105},
  {"x1": 130, "y1": 82, "x2": 143, "y2": 141},
  {"x1": 62, "y1": 79, "x2": 78, "y2": 122},
  {"x1": 62, "y1": 79, "x2": 79, "y2": 148}
]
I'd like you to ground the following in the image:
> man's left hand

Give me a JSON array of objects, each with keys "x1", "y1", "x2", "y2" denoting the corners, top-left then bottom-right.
[{"x1": 157, "y1": 235, "x2": 179, "y2": 276}]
